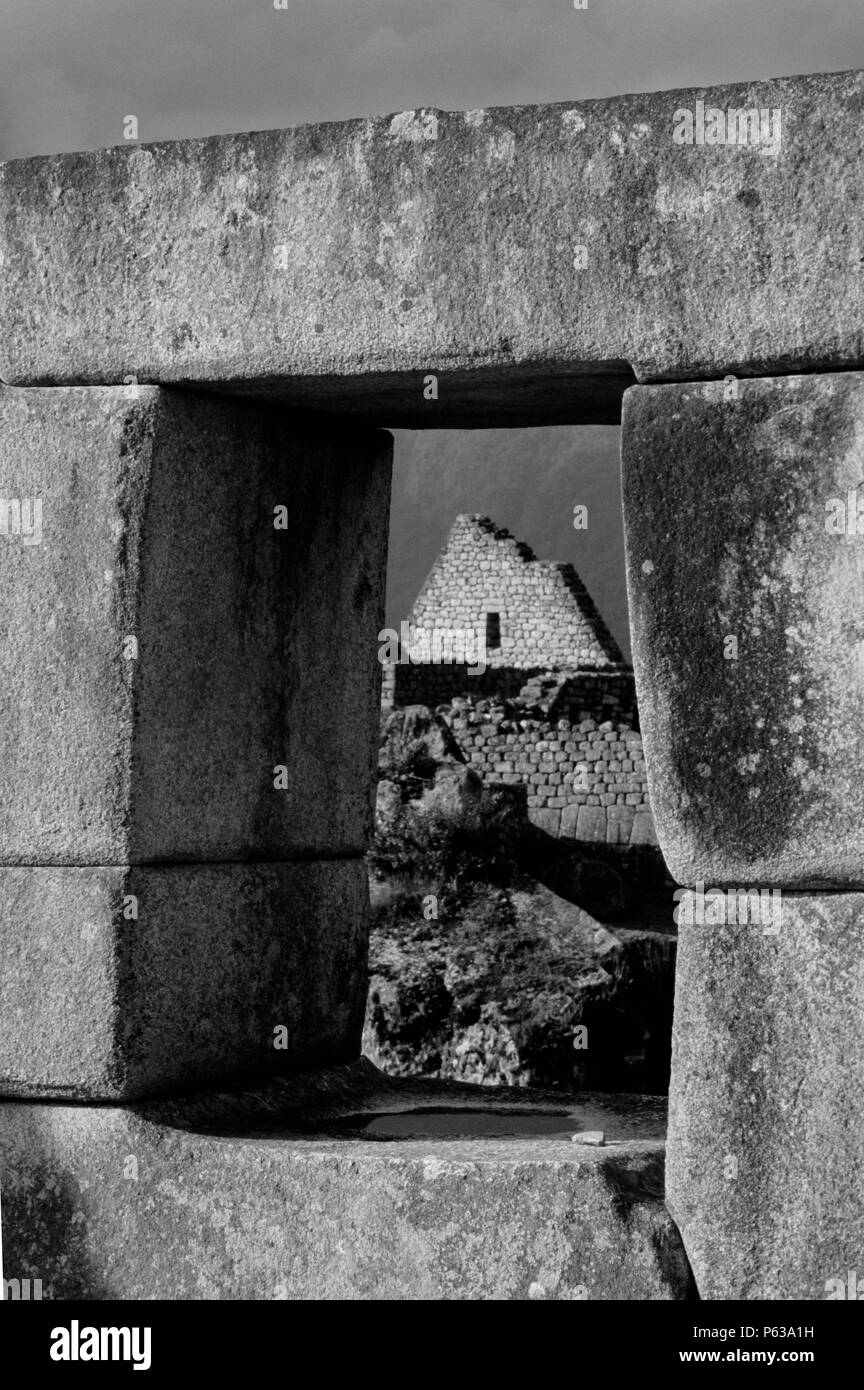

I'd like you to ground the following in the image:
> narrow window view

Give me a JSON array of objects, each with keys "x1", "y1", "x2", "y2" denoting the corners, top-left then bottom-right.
[{"x1": 368, "y1": 426, "x2": 675, "y2": 1099}]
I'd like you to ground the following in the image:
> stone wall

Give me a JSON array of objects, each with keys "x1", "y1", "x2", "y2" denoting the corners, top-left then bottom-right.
[
  {"x1": 442, "y1": 701, "x2": 655, "y2": 850},
  {"x1": 382, "y1": 664, "x2": 638, "y2": 721},
  {"x1": 382, "y1": 662, "x2": 653, "y2": 851}
]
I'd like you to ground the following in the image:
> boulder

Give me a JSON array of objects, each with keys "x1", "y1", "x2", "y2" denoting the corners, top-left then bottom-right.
[
  {"x1": 364, "y1": 883, "x2": 675, "y2": 1094},
  {"x1": 378, "y1": 705, "x2": 465, "y2": 781}
]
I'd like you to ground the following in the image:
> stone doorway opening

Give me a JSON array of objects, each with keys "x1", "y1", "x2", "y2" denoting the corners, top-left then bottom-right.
[{"x1": 367, "y1": 424, "x2": 675, "y2": 1099}]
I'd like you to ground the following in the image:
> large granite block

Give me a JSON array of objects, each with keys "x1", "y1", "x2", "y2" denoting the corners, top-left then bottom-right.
[
  {"x1": 0, "y1": 1061, "x2": 695, "y2": 1301},
  {"x1": 0, "y1": 859, "x2": 368, "y2": 1101},
  {"x1": 0, "y1": 387, "x2": 391, "y2": 863},
  {"x1": 666, "y1": 892, "x2": 864, "y2": 1299},
  {"x1": 623, "y1": 370, "x2": 864, "y2": 888},
  {"x1": 1, "y1": 72, "x2": 862, "y2": 424}
]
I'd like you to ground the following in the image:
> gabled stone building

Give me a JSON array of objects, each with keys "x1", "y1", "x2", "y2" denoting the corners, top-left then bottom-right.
[
  {"x1": 382, "y1": 515, "x2": 657, "y2": 854},
  {"x1": 409, "y1": 513, "x2": 625, "y2": 669},
  {"x1": 382, "y1": 514, "x2": 627, "y2": 707}
]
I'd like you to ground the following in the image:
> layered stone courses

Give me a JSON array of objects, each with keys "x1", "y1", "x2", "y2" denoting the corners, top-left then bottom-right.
[
  {"x1": 381, "y1": 663, "x2": 638, "y2": 710},
  {"x1": 446, "y1": 705, "x2": 654, "y2": 847},
  {"x1": 380, "y1": 514, "x2": 653, "y2": 846}
]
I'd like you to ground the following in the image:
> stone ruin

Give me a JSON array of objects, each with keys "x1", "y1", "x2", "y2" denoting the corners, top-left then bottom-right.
[
  {"x1": 382, "y1": 512, "x2": 659, "y2": 860},
  {"x1": 0, "y1": 67, "x2": 862, "y2": 1300}
]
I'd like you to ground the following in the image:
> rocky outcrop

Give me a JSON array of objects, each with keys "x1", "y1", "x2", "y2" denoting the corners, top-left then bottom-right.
[
  {"x1": 369, "y1": 703, "x2": 675, "y2": 1095},
  {"x1": 364, "y1": 882, "x2": 675, "y2": 1095}
]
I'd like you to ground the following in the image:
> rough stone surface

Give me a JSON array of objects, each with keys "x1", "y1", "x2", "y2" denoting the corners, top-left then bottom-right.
[
  {"x1": 0, "y1": 1059, "x2": 695, "y2": 1301},
  {"x1": 380, "y1": 692, "x2": 659, "y2": 856},
  {"x1": 0, "y1": 859, "x2": 368, "y2": 1101},
  {"x1": 666, "y1": 893, "x2": 864, "y2": 1300},
  {"x1": 623, "y1": 370, "x2": 864, "y2": 888},
  {"x1": 364, "y1": 881, "x2": 675, "y2": 1095},
  {"x1": 378, "y1": 705, "x2": 465, "y2": 778},
  {"x1": 1, "y1": 72, "x2": 862, "y2": 424},
  {"x1": 0, "y1": 386, "x2": 391, "y2": 863}
]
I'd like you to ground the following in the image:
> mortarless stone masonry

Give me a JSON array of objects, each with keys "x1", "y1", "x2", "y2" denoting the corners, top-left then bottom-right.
[
  {"x1": 0, "y1": 1062, "x2": 694, "y2": 1301},
  {"x1": 666, "y1": 891, "x2": 864, "y2": 1300},
  {"x1": 1, "y1": 68, "x2": 862, "y2": 1299},
  {"x1": 443, "y1": 705, "x2": 654, "y2": 848},
  {"x1": 1, "y1": 72, "x2": 861, "y2": 424},
  {"x1": 382, "y1": 514, "x2": 657, "y2": 850},
  {"x1": 623, "y1": 372, "x2": 864, "y2": 889},
  {"x1": 0, "y1": 387, "x2": 392, "y2": 864},
  {"x1": 0, "y1": 860, "x2": 369, "y2": 1102}
]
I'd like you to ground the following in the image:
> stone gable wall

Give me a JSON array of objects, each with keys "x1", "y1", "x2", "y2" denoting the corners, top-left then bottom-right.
[{"x1": 404, "y1": 514, "x2": 624, "y2": 670}]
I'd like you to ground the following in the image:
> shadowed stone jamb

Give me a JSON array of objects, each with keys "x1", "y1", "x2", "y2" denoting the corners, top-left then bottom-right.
[
  {"x1": 0, "y1": 70, "x2": 862, "y2": 424},
  {"x1": 622, "y1": 370, "x2": 864, "y2": 889},
  {"x1": 666, "y1": 893, "x2": 864, "y2": 1300},
  {"x1": 0, "y1": 386, "x2": 392, "y2": 864},
  {"x1": 621, "y1": 370, "x2": 864, "y2": 1299},
  {"x1": 0, "y1": 385, "x2": 392, "y2": 1101}
]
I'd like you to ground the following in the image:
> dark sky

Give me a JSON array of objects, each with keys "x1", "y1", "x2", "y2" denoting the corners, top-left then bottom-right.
[{"x1": 2, "y1": 1, "x2": 859, "y2": 661}]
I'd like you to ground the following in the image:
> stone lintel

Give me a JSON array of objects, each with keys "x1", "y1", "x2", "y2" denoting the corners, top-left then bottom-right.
[{"x1": 1, "y1": 70, "x2": 862, "y2": 423}]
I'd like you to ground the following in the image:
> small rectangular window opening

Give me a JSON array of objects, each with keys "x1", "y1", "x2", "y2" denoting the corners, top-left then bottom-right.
[{"x1": 485, "y1": 611, "x2": 501, "y2": 651}]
